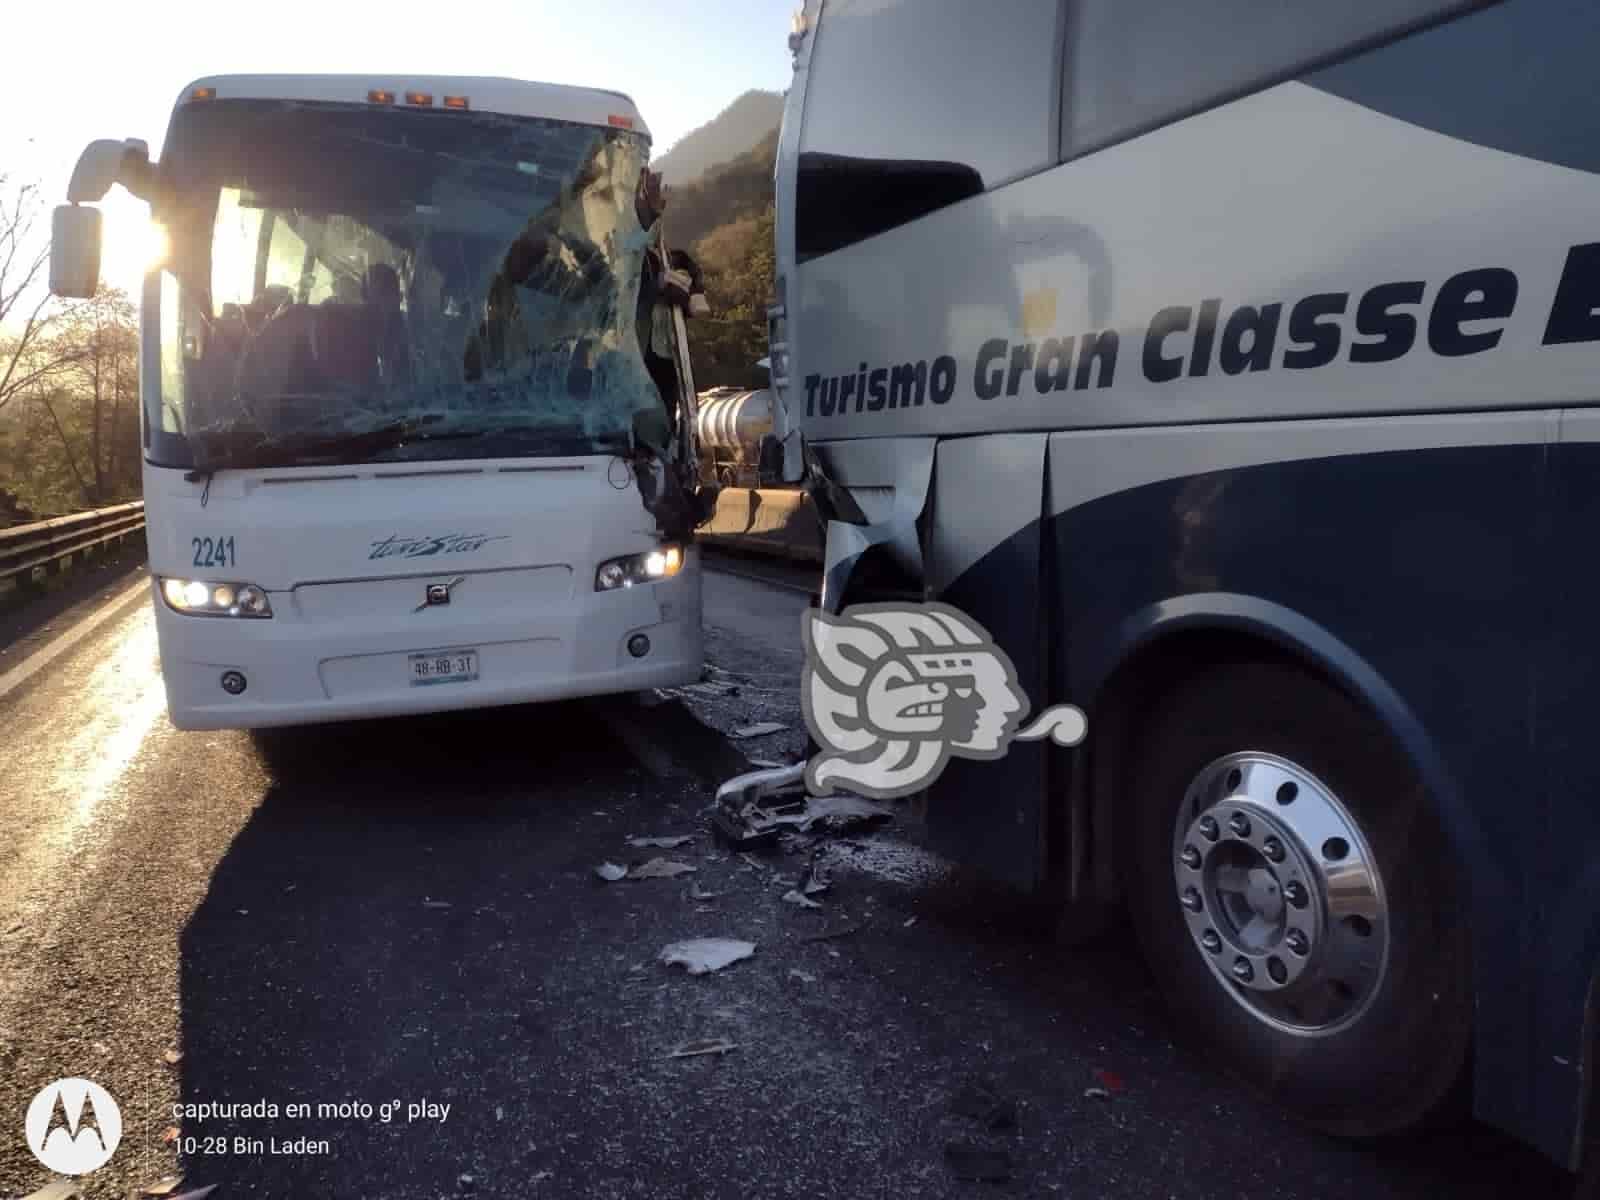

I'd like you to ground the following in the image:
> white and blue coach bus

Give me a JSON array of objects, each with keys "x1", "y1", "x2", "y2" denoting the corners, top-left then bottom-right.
[{"x1": 768, "y1": 0, "x2": 1600, "y2": 1175}]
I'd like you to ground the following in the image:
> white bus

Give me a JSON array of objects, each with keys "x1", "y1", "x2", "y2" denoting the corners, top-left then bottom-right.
[
  {"x1": 51, "y1": 75, "x2": 712, "y2": 730},
  {"x1": 764, "y1": 0, "x2": 1600, "y2": 1177}
]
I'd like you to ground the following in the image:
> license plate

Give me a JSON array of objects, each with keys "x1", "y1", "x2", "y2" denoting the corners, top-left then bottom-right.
[{"x1": 408, "y1": 649, "x2": 480, "y2": 686}]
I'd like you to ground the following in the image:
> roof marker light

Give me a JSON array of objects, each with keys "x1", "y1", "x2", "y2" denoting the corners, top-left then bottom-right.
[
  {"x1": 405, "y1": 91, "x2": 433, "y2": 107},
  {"x1": 190, "y1": 87, "x2": 217, "y2": 101},
  {"x1": 443, "y1": 95, "x2": 470, "y2": 110},
  {"x1": 368, "y1": 89, "x2": 396, "y2": 105},
  {"x1": 608, "y1": 114, "x2": 635, "y2": 129}
]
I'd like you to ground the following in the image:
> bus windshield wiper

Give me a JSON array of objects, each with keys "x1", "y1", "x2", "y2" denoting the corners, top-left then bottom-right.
[{"x1": 187, "y1": 415, "x2": 459, "y2": 472}]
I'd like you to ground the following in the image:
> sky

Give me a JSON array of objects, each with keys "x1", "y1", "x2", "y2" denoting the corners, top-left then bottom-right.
[{"x1": 3, "y1": 0, "x2": 796, "y2": 305}]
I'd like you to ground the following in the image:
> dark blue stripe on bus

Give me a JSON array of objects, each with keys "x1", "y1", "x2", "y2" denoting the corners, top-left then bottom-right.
[
  {"x1": 1306, "y1": 0, "x2": 1600, "y2": 178},
  {"x1": 929, "y1": 439, "x2": 1600, "y2": 1167}
]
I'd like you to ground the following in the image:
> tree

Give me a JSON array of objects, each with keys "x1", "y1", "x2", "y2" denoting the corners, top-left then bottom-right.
[
  {"x1": 0, "y1": 175, "x2": 79, "y2": 417},
  {"x1": 688, "y1": 205, "x2": 775, "y2": 391}
]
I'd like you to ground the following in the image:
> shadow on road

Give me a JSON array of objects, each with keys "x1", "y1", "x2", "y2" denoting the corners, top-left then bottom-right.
[{"x1": 176, "y1": 699, "x2": 676, "y2": 1197}]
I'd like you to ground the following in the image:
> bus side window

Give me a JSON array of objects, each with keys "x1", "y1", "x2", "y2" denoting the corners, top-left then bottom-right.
[
  {"x1": 1061, "y1": 0, "x2": 1495, "y2": 160},
  {"x1": 795, "y1": 0, "x2": 1063, "y2": 261}
]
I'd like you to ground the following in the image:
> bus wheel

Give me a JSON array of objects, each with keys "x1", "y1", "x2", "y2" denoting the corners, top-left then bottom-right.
[{"x1": 1124, "y1": 660, "x2": 1471, "y2": 1137}]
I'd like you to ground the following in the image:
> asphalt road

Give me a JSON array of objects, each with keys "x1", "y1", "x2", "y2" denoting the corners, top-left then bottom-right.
[{"x1": 0, "y1": 558, "x2": 1575, "y2": 1199}]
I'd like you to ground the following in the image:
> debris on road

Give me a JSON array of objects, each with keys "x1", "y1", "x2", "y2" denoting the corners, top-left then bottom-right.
[
  {"x1": 952, "y1": 1082, "x2": 1019, "y2": 1131},
  {"x1": 781, "y1": 889, "x2": 823, "y2": 909},
  {"x1": 788, "y1": 968, "x2": 816, "y2": 985},
  {"x1": 718, "y1": 793, "x2": 896, "y2": 850},
  {"x1": 903, "y1": 916, "x2": 918, "y2": 928},
  {"x1": 688, "y1": 881, "x2": 722, "y2": 902},
  {"x1": 1084, "y1": 1087, "x2": 1112, "y2": 1101},
  {"x1": 20, "y1": 1183, "x2": 81, "y2": 1200},
  {"x1": 628, "y1": 858, "x2": 697, "y2": 879},
  {"x1": 944, "y1": 1143, "x2": 1014, "y2": 1182},
  {"x1": 162, "y1": 1125, "x2": 181, "y2": 1144},
  {"x1": 163, "y1": 1048, "x2": 182, "y2": 1065},
  {"x1": 665, "y1": 1037, "x2": 738, "y2": 1059},
  {"x1": 627, "y1": 834, "x2": 695, "y2": 849},
  {"x1": 730, "y1": 721, "x2": 787, "y2": 739},
  {"x1": 422, "y1": 898, "x2": 453, "y2": 909},
  {"x1": 595, "y1": 862, "x2": 628, "y2": 882},
  {"x1": 139, "y1": 1178, "x2": 185, "y2": 1197},
  {"x1": 660, "y1": 937, "x2": 756, "y2": 975}
]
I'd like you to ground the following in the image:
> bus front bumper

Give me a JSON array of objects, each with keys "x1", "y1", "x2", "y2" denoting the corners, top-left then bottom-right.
[{"x1": 150, "y1": 570, "x2": 703, "y2": 731}]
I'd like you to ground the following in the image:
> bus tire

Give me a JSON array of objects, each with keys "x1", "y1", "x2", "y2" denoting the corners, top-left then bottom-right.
[{"x1": 1123, "y1": 660, "x2": 1471, "y2": 1138}]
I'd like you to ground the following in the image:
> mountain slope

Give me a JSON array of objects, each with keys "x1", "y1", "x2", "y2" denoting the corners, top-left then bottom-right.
[
  {"x1": 654, "y1": 90, "x2": 783, "y2": 188},
  {"x1": 662, "y1": 129, "x2": 778, "y2": 257}
]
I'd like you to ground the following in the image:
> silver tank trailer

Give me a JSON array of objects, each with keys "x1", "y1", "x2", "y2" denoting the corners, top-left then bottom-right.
[{"x1": 695, "y1": 387, "x2": 775, "y2": 487}]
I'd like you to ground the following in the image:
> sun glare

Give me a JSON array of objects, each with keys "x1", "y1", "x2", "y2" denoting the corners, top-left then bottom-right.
[{"x1": 98, "y1": 198, "x2": 168, "y2": 296}]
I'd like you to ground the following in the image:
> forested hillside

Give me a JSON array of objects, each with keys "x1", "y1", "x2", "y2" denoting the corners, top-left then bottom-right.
[{"x1": 668, "y1": 128, "x2": 780, "y2": 391}]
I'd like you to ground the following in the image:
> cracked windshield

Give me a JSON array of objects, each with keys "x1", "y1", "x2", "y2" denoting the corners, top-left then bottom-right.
[{"x1": 153, "y1": 99, "x2": 661, "y2": 469}]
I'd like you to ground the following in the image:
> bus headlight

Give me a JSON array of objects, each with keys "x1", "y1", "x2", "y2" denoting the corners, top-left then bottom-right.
[
  {"x1": 595, "y1": 545, "x2": 685, "y2": 591},
  {"x1": 160, "y1": 577, "x2": 273, "y2": 618}
]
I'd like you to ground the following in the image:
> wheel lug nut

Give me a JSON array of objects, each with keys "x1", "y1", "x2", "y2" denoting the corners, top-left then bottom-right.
[
  {"x1": 1262, "y1": 836, "x2": 1285, "y2": 862},
  {"x1": 1180, "y1": 845, "x2": 1201, "y2": 869},
  {"x1": 1181, "y1": 887, "x2": 1203, "y2": 912},
  {"x1": 1284, "y1": 881, "x2": 1308, "y2": 908},
  {"x1": 1285, "y1": 929, "x2": 1309, "y2": 956},
  {"x1": 1228, "y1": 813, "x2": 1251, "y2": 838},
  {"x1": 1200, "y1": 930, "x2": 1221, "y2": 954},
  {"x1": 1197, "y1": 816, "x2": 1219, "y2": 841},
  {"x1": 1232, "y1": 957, "x2": 1254, "y2": 983}
]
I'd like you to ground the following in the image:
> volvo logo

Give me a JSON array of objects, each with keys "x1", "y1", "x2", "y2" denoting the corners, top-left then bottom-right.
[{"x1": 415, "y1": 576, "x2": 466, "y2": 612}]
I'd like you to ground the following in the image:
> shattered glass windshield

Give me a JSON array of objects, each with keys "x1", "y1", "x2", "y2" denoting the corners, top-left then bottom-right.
[{"x1": 148, "y1": 98, "x2": 662, "y2": 469}]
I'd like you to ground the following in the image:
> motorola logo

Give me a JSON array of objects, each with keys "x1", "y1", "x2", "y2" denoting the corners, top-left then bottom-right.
[{"x1": 25, "y1": 1077, "x2": 122, "y2": 1175}]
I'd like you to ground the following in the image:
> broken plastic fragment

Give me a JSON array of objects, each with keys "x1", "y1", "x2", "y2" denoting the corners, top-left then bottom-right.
[
  {"x1": 628, "y1": 858, "x2": 697, "y2": 879},
  {"x1": 627, "y1": 835, "x2": 694, "y2": 849},
  {"x1": 746, "y1": 794, "x2": 895, "y2": 835},
  {"x1": 422, "y1": 899, "x2": 452, "y2": 909},
  {"x1": 1084, "y1": 1086, "x2": 1112, "y2": 1101},
  {"x1": 788, "y1": 968, "x2": 817, "y2": 984},
  {"x1": 665, "y1": 1037, "x2": 738, "y2": 1059},
  {"x1": 688, "y1": 881, "x2": 721, "y2": 901},
  {"x1": 595, "y1": 862, "x2": 628, "y2": 882},
  {"x1": 730, "y1": 721, "x2": 786, "y2": 739},
  {"x1": 660, "y1": 937, "x2": 756, "y2": 974},
  {"x1": 163, "y1": 1048, "x2": 182, "y2": 1065},
  {"x1": 140, "y1": 1179, "x2": 184, "y2": 1198},
  {"x1": 781, "y1": 889, "x2": 823, "y2": 909}
]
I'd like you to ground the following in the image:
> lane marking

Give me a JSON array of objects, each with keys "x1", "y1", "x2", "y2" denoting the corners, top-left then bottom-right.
[{"x1": 0, "y1": 575, "x2": 152, "y2": 703}]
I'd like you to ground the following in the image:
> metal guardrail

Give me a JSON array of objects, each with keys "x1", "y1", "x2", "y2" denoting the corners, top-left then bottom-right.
[{"x1": 0, "y1": 501, "x2": 146, "y2": 586}]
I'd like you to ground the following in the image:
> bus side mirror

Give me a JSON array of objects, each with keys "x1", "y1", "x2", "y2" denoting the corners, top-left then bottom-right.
[{"x1": 50, "y1": 205, "x2": 102, "y2": 299}]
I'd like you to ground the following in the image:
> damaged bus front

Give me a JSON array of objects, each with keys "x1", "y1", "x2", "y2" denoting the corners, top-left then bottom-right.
[{"x1": 50, "y1": 75, "x2": 715, "y2": 730}]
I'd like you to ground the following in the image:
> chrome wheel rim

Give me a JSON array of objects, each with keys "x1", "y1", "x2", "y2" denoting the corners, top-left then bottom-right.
[{"x1": 1171, "y1": 751, "x2": 1389, "y2": 1038}]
